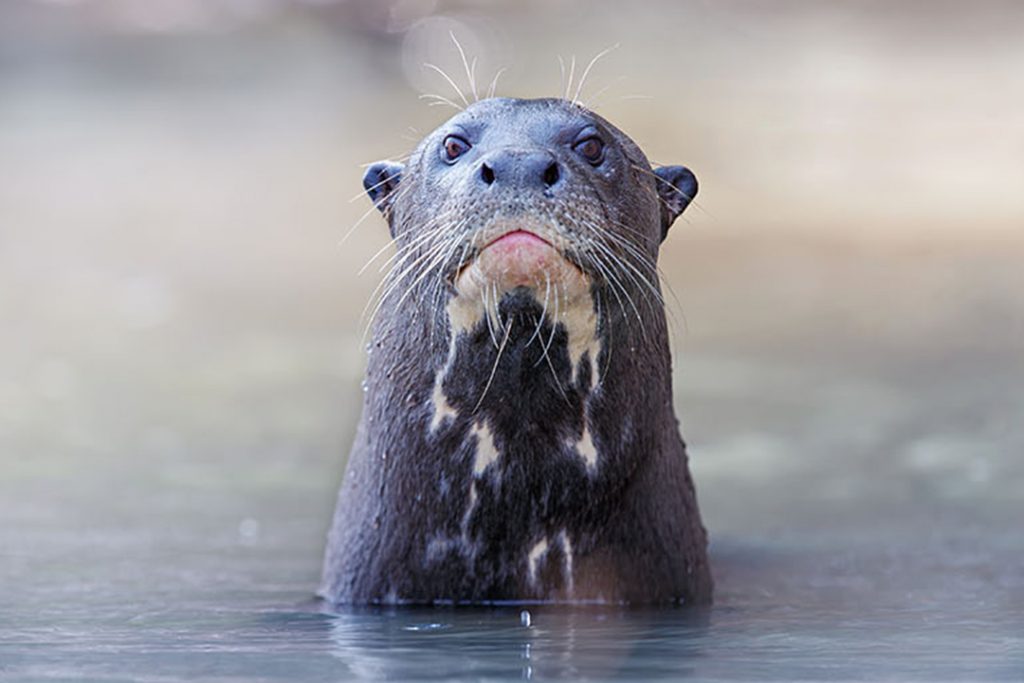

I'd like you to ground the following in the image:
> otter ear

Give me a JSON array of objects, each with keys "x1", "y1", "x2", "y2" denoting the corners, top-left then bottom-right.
[
  {"x1": 652, "y1": 165, "x2": 698, "y2": 240},
  {"x1": 362, "y1": 161, "x2": 404, "y2": 215}
]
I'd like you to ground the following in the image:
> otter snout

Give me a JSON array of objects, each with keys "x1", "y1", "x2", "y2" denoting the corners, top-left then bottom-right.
[{"x1": 475, "y1": 148, "x2": 564, "y2": 195}]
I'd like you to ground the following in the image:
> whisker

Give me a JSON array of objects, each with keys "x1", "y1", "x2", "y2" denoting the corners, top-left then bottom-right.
[
  {"x1": 588, "y1": 247, "x2": 647, "y2": 342},
  {"x1": 587, "y1": 237, "x2": 662, "y2": 319},
  {"x1": 578, "y1": 76, "x2": 626, "y2": 110},
  {"x1": 629, "y1": 162, "x2": 712, "y2": 218},
  {"x1": 450, "y1": 32, "x2": 479, "y2": 102},
  {"x1": 357, "y1": 152, "x2": 412, "y2": 170},
  {"x1": 590, "y1": 223, "x2": 666, "y2": 305},
  {"x1": 419, "y1": 93, "x2": 465, "y2": 112},
  {"x1": 358, "y1": 239, "x2": 401, "y2": 277},
  {"x1": 360, "y1": 220, "x2": 465, "y2": 338},
  {"x1": 534, "y1": 282, "x2": 562, "y2": 368},
  {"x1": 545, "y1": 287, "x2": 571, "y2": 403},
  {"x1": 350, "y1": 163, "x2": 407, "y2": 204},
  {"x1": 487, "y1": 67, "x2": 507, "y2": 99},
  {"x1": 586, "y1": 252, "x2": 625, "y2": 322},
  {"x1": 389, "y1": 236, "x2": 464, "y2": 321},
  {"x1": 370, "y1": 220, "x2": 453, "y2": 275},
  {"x1": 375, "y1": 227, "x2": 441, "y2": 275},
  {"x1": 483, "y1": 281, "x2": 498, "y2": 348},
  {"x1": 564, "y1": 55, "x2": 577, "y2": 101},
  {"x1": 424, "y1": 62, "x2": 469, "y2": 107},
  {"x1": 594, "y1": 287, "x2": 614, "y2": 380},
  {"x1": 526, "y1": 273, "x2": 551, "y2": 347},
  {"x1": 470, "y1": 57, "x2": 479, "y2": 101},
  {"x1": 491, "y1": 281, "x2": 505, "y2": 339},
  {"x1": 572, "y1": 43, "x2": 619, "y2": 105},
  {"x1": 472, "y1": 314, "x2": 513, "y2": 414},
  {"x1": 587, "y1": 218, "x2": 660, "y2": 270},
  {"x1": 340, "y1": 189, "x2": 398, "y2": 245},
  {"x1": 596, "y1": 222, "x2": 682, "y2": 332},
  {"x1": 362, "y1": 239, "x2": 446, "y2": 334}
]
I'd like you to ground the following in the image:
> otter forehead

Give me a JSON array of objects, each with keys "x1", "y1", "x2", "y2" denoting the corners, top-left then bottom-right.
[{"x1": 424, "y1": 97, "x2": 634, "y2": 153}]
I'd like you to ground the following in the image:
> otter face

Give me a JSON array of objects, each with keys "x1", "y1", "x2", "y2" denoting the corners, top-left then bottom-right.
[{"x1": 362, "y1": 98, "x2": 697, "y2": 313}]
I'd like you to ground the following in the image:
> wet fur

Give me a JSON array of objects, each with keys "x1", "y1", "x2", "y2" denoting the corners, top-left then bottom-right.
[{"x1": 320, "y1": 98, "x2": 711, "y2": 605}]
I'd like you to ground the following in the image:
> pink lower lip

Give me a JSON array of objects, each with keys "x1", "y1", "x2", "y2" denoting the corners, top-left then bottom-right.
[
  {"x1": 460, "y1": 227, "x2": 583, "y2": 288},
  {"x1": 484, "y1": 230, "x2": 553, "y2": 250}
]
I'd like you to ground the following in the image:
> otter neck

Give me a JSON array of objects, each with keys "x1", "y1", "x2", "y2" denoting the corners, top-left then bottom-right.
[
  {"x1": 354, "y1": 281, "x2": 675, "y2": 599},
  {"x1": 415, "y1": 283, "x2": 671, "y2": 486}
]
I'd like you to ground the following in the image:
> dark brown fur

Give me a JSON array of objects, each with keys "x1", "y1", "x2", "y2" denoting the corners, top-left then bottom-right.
[{"x1": 320, "y1": 98, "x2": 711, "y2": 605}]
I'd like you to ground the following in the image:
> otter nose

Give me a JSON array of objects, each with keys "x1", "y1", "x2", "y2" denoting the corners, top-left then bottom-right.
[{"x1": 477, "y1": 149, "x2": 562, "y2": 191}]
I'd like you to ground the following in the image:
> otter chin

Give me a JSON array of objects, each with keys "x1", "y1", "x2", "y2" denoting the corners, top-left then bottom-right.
[
  {"x1": 474, "y1": 229, "x2": 565, "y2": 287},
  {"x1": 319, "y1": 97, "x2": 711, "y2": 606},
  {"x1": 455, "y1": 219, "x2": 590, "y2": 302}
]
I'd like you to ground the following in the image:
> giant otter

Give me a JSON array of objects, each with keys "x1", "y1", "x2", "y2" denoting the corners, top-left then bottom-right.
[{"x1": 320, "y1": 97, "x2": 711, "y2": 605}]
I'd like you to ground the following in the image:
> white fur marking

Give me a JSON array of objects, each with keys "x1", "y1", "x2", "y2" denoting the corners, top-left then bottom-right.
[
  {"x1": 560, "y1": 291, "x2": 601, "y2": 383},
  {"x1": 470, "y1": 421, "x2": 500, "y2": 476},
  {"x1": 461, "y1": 482, "x2": 477, "y2": 535},
  {"x1": 528, "y1": 537, "x2": 549, "y2": 586},
  {"x1": 429, "y1": 296, "x2": 488, "y2": 434},
  {"x1": 447, "y1": 293, "x2": 488, "y2": 335},
  {"x1": 425, "y1": 535, "x2": 461, "y2": 563},
  {"x1": 558, "y1": 529, "x2": 574, "y2": 595},
  {"x1": 429, "y1": 376, "x2": 458, "y2": 431},
  {"x1": 576, "y1": 425, "x2": 598, "y2": 469}
]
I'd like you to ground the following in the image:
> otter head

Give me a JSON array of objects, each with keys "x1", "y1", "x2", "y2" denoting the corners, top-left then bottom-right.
[{"x1": 362, "y1": 98, "x2": 696, "y2": 352}]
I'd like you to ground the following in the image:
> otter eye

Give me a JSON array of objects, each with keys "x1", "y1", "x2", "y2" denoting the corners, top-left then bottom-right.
[
  {"x1": 442, "y1": 135, "x2": 471, "y2": 162},
  {"x1": 574, "y1": 136, "x2": 604, "y2": 165}
]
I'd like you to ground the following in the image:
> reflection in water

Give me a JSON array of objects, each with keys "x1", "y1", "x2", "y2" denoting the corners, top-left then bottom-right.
[
  {"x1": 2, "y1": 522, "x2": 1021, "y2": 680},
  {"x1": 326, "y1": 607, "x2": 709, "y2": 681},
  {"x1": 315, "y1": 560, "x2": 1024, "y2": 683}
]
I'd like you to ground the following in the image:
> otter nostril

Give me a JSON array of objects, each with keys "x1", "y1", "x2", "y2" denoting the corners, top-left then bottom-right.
[
  {"x1": 542, "y1": 162, "x2": 560, "y2": 187},
  {"x1": 480, "y1": 162, "x2": 495, "y2": 186}
]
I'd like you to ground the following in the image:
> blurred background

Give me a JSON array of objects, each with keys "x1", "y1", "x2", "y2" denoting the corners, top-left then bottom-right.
[{"x1": 1, "y1": 1, "x2": 1023, "y2": 675}]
